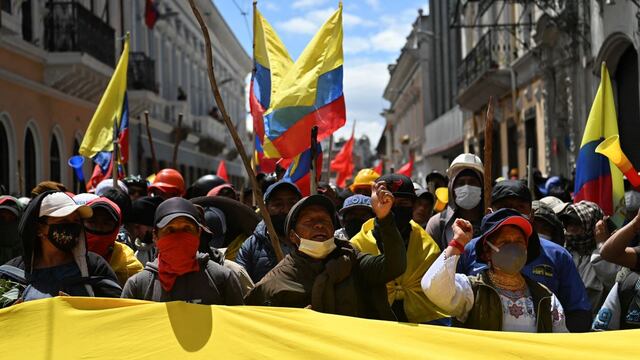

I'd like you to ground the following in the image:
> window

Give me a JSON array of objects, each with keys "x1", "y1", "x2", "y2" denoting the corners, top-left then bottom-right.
[
  {"x1": 24, "y1": 128, "x2": 37, "y2": 195},
  {"x1": 0, "y1": 122, "x2": 9, "y2": 191},
  {"x1": 50, "y1": 135, "x2": 61, "y2": 182}
]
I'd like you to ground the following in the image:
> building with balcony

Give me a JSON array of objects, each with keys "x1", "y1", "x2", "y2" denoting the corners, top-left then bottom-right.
[
  {"x1": 0, "y1": 0, "x2": 250, "y2": 195},
  {"x1": 452, "y1": 1, "x2": 594, "y2": 178},
  {"x1": 0, "y1": 0, "x2": 121, "y2": 195},
  {"x1": 124, "y1": 0, "x2": 251, "y2": 189}
]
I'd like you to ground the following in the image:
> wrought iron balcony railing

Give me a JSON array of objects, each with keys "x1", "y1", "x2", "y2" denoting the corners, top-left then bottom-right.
[
  {"x1": 44, "y1": 2, "x2": 115, "y2": 67},
  {"x1": 128, "y1": 52, "x2": 158, "y2": 93}
]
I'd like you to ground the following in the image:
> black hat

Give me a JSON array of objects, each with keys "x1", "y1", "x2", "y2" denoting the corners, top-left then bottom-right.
[
  {"x1": 473, "y1": 208, "x2": 539, "y2": 264},
  {"x1": 154, "y1": 197, "x2": 205, "y2": 229},
  {"x1": 190, "y1": 195, "x2": 260, "y2": 237},
  {"x1": 185, "y1": 174, "x2": 227, "y2": 199},
  {"x1": 426, "y1": 171, "x2": 447, "y2": 183},
  {"x1": 491, "y1": 180, "x2": 532, "y2": 205},
  {"x1": 263, "y1": 181, "x2": 302, "y2": 203},
  {"x1": 376, "y1": 174, "x2": 416, "y2": 199},
  {"x1": 129, "y1": 196, "x2": 164, "y2": 226},
  {"x1": 285, "y1": 195, "x2": 338, "y2": 235}
]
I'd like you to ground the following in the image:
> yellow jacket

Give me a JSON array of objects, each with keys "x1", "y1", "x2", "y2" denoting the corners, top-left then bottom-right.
[
  {"x1": 351, "y1": 219, "x2": 447, "y2": 323},
  {"x1": 109, "y1": 242, "x2": 144, "y2": 286}
]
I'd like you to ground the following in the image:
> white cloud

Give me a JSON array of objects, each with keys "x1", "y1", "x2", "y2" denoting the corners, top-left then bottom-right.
[
  {"x1": 263, "y1": 2, "x2": 280, "y2": 11},
  {"x1": 277, "y1": 17, "x2": 319, "y2": 35},
  {"x1": 364, "y1": 0, "x2": 381, "y2": 11},
  {"x1": 370, "y1": 25, "x2": 410, "y2": 53},
  {"x1": 343, "y1": 36, "x2": 371, "y2": 54},
  {"x1": 277, "y1": 7, "x2": 375, "y2": 36},
  {"x1": 292, "y1": 0, "x2": 327, "y2": 9}
]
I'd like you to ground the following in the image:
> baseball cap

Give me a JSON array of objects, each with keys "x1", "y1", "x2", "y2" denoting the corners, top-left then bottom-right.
[
  {"x1": 39, "y1": 192, "x2": 93, "y2": 219},
  {"x1": 539, "y1": 196, "x2": 570, "y2": 215},
  {"x1": 285, "y1": 195, "x2": 338, "y2": 235},
  {"x1": 376, "y1": 174, "x2": 416, "y2": 199},
  {"x1": 339, "y1": 195, "x2": 372, "y2": 216},
  {"x1": 130, "y1": 196, "x2": 164, "y2": 226},
  {"x1": 474, "y1": 208, "x2": 533, "y2": 244},
  {"x1": 154, "y1": 197, "x2": 206, "y2": 229},
  {"x1": 263, "y1": 181, "x2": 302, "y2": 203},
  {"x1": 491, "y1": 180, "x2": 532, "y2": 205},
  {"x1": 0, "y1": 196, "x2": 21, "y2": 217},
  {"x1": 72, "y1": 193, "x2": 99, "y2": 206},
  {"x1": 95, "y1": 179, "x2": 129, "y2": 196}
]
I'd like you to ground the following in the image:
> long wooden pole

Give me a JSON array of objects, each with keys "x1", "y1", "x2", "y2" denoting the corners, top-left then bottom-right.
[
  {"x1": 188, "y1": 0, "x2": 283, "y2": 262},
  {"x1": 172, "y1": 113, "x2": 183, "y2": 168},
  {"x1": 112, "y1": 116, "x2": 119, "y2": 183},
  {"x1": 144, "y1": 111, "x2": 160, "y2": 174},
  {"x1": 310, "y1": 126, "x2": 319, "y2": 195},
  {"x1": 483, "y1": 97, "x2": 494, "y2": 213}
]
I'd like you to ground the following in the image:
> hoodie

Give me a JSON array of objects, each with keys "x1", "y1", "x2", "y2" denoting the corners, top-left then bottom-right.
[{"x1": 6, "y1": 191, "x2": 121, "y2": 298}]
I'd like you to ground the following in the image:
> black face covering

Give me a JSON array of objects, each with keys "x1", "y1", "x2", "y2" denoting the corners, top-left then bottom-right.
[
  {"x1": 271, "y1": 214, "x2": 287, "y2": 235},
  {"x1": 392, "y1": 206, "x2": 413, "y2": 238},
  {"x1": 47, "y1": 223, "x2": 82, "y2": 252},
  {"x1": 344, "y1": 219, "x2": 366, "y2": 239}
]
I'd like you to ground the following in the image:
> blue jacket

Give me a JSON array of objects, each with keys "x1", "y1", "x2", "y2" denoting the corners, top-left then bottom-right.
[
  {"x1": 457, "y1": 233, "x2": 592, "y2": 313},
  {"x1": 235, "y1": 221, "x2": 295, "y2": 283}
]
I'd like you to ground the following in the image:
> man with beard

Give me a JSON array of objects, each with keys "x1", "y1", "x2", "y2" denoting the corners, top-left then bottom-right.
[
  {"x1": 236, "y1": 181, "x2": 302, "y2": 283},
  {"x1": 335, "y1": 195, "x2": 374, "y2": 241},
  {"x1": 351, "y1": 174, "x2": 446, "y2": 324}
]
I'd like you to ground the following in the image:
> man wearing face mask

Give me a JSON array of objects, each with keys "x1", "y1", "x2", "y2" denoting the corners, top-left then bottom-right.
[
  {"x1": 84, "y1": 197, "x2": 143, "y2": 285},
  {"x1": 245, "y1": 183, "x2": 406, "y2": 320},
  {"x1": 236, "y1": 181, "x2": 302, "y2": 283},
  {"x1": 351, "y1": 174, "x2": 446, "y2": 324},
  {"x1": 456, "y1": 180, "x2": 593, "y2": 332},
  {"x1": 334, "y1": 195, "x2": 374, "y2": 241},
  {"x1": 422, "y1": 209, "x2": 568, "y2": 332},
  {"x1": 121, "y1": 197, "x2": 244, "y2": 304},
  {"x1": 413, "y1": 190, "x2": 435, "y2": 228},
  {"x1": 0, "y1": 196, "x2": 24, "y2": 265},
  {"x1": 426, "y1": 154, "x2": 485, "y2": 251},
  {"x1": 126, "y1": 196, "x2": 165, "y2": 264},
  {"x1": 6, "y1": 191, "x2": 121, "y2": 300}
]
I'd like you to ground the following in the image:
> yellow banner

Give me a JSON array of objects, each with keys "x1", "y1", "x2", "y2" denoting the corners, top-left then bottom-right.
[{"x1": 0, "y1": 297, "x2": 639, "y2": 359}]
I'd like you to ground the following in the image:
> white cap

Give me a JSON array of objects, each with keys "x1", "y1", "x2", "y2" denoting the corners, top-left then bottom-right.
[
  {"x1": 95, "y1": 179, "x2": 129, "y2": 196},
  {"x1": 447, "y1": 153, "x2": 484, "y2": 177},
  {"x1": 39, "y1": 192, "x2": 93, "y2": 219},
  {"x1": 72, "y1": 193, "x2": 99, "y2": 206}
]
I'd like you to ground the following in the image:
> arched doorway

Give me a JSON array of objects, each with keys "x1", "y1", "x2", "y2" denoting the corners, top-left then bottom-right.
[
  {"x1": 614, "y1": 46, "x2": 640, "y2": 168},
  {"x1": 50, "y1": 135, "x2": 61, "y2": 182},
  {"x1": 24, "y1": 128, "x2": 37, "y2": 195},
  {"x1": 0, "y1": 121, "x2": 9, "y2": 193}
]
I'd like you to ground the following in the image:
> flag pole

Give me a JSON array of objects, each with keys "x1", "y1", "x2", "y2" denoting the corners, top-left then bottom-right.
[
  {"x1": 144, "y1": 110, "x2": 159, "y2": 174},
  {"x1": 324, "y1": 134, "x2": 333, "y2": 182},
  {"x1": 172, "y1": 113, "x2": 183, "y2": 168},
  {"x1": 310, "y1": 126, "x2": 319, "y2": 195},
  {"x1": 112, "y1": 115, "x2": 119, "y2": 183},
  {"x1": 483, "y1": 97, "x2": 494, "y2": 214},
  {"x1": 189, "y1": 0, "x2": 284, "y2": 262}
]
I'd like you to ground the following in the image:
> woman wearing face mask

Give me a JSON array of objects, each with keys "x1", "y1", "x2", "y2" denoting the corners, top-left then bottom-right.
[
  {"x1": 421, "y1": 208, "x2": 568, "y2": 332},
  {"x1": 6, "y1": 191, "x2": 122, "y2": 300},
  {"x1": 245, "y1": 183, "x2": 408, "y2": 321},
  {"x1": 426, "y1": 154, "x2": 485, "y2": 251}
]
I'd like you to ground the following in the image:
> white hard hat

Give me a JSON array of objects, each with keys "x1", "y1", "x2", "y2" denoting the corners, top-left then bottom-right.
[{"x1": 447, "y1": 153, "x2": 484, "y2": 178}]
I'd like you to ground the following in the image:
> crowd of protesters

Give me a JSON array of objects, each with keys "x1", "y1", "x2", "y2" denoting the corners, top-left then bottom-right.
[{"x1": 2, "y1": 152, "x2": 640, "y2": 333}]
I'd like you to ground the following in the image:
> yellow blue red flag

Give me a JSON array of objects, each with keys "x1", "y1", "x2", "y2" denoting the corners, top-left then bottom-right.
[
  {"x1": 250, "y1": 5, "x2": 345, "y2": 160},
  {"x1": 574, "y1": 62, "x2": 625, "y2": 225}
]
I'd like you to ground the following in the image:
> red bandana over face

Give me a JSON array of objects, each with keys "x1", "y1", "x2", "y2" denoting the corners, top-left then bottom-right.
[{"x1": 156, "y1": 232, "x2": 200, "y2": 291}]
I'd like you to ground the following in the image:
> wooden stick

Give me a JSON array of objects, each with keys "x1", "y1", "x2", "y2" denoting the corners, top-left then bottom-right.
[
  {"x1": 188, "y1": 0, "x2": 284, "y2": 262},
  {"x1": 172, "y1": 113, "x2": 183, "y2": 168},
  {"x1": 144, "y1": 111, "x2": 159, "y2": 174},
  {"x1": 324, "y1": 134, "x2": 333, "y2": 182},
  {"x1": 310, "y1": 126, "x2": 319, "y2": 195},
  {"x1": 483, "y1": 97, "x2": 494, "y2": 213},
  {"x1": 527, "y1": 147, "x2": 534, "y2": 198},
  {"x1": 112, "y1": 116, "x2": 119, "y2": 183}
]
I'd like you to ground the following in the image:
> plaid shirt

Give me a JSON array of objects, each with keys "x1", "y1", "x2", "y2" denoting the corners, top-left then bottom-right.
[{"x1": 562, "y1": 201, "x2": 604, "y2": 255}]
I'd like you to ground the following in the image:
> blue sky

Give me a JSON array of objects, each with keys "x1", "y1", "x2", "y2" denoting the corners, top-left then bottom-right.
[{"x1": 214, "y1": 0, "x2": 430, "y2": 145}]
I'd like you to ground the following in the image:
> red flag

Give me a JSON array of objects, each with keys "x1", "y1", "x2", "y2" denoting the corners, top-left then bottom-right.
[
  {"x1": 217, "y1": 160, "x2": 229, "y2": 182},
  {"x1": 397, "y1": 154, "x2": 414, "y2": 178},
  {"x1": 330, "y1": 136, "x2": 355, "y2": 188},
  {"x1": 145, "y1": 0, "x2": 159, "y2": 29},
  {"x1": 373, "y1": 159, "x2": 383, "y2": 175}
]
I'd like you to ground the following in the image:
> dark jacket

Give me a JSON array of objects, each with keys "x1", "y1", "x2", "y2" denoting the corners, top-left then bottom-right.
[
  {"x1": 245, "y1": 216, "x2": 406, "y2": 321},
  {"x1": 121, "y1": 252, "x2": 244, "y2": 305},
  {"x1": 235, "y1": 221, "x2": 296, "y2": 283},
  {"x1": 5, "y1": 253, "x2": 122, "y2": 298},
  {"x1": 458, "y1": 271, "x2": 553, "y2": 332}
]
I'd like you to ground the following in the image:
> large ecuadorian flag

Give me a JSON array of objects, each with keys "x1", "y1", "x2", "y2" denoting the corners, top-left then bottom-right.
[
  {"x1": 574, "y1": 62, "x2": 625, "y2": 225},
  {"x1": 250, "y1": 4, "x2": 345, "y2": 160}
]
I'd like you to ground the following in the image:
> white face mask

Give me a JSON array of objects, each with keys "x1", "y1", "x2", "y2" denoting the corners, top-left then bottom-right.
[
  {"x1": 454, "y1": 185, "x2": 482, "y2": 210},
  {"x1": 296, "y1": 233, "x2": 336, "y2": 259}
]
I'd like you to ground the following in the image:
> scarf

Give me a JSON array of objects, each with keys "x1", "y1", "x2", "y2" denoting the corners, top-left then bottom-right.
[{"x1": 156, "y1": 232, "x2": 201, "y2": 291}]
